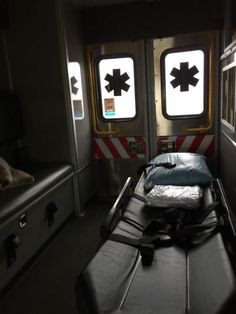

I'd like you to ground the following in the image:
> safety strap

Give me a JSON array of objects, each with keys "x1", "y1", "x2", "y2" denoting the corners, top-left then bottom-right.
[
  {"x1": 162, "y1": 201, "x2": 220, "y2": 248},
  {"x1": 163, "y1": 201, "x2": 220, "y2": 226},
  {"x1": 137, "y1": 162, "x2": 176, "y2": 176},
  {"x1": 109, "y1": 219, "x2": 172, "y2": 266},
  {"x1": 109, "y1": 228, "x2": 172, "y2": 267},
  {"x1": 109, "y1": 201, "x2": 220, "y2": 266},
  {"x1": 173, "y1": 222, "x2": 219, "y2": 248}
]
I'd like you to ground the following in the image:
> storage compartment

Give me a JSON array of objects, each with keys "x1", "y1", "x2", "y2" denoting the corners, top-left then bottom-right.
[{"x1": 0, "y1": 177, "x2": 74, "y2": 293}]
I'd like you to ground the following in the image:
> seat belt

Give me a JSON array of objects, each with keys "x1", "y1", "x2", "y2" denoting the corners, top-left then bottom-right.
[
  {"x1": 110, "y1": 233, "x2": 173, "y2": 266},
  {"x1": 109, "y1": 220, "x2": 172, "y2": 267},
  {"x1": 109, "y1": 202, "x2": 220, "y2": 266},
  {"x1": 163, "y1": 201, "x2": 220, "y2": 226},
  {"x1": 109, "y1": 219, "x2": 172, "y2": 266}
]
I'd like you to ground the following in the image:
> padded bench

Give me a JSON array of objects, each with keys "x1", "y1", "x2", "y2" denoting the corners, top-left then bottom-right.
[
  {"x1": 0, "y1": 162, "x2": 73, "y2": 225},
  {"x1": 0, "y1": 90, "x2": 75, "y2": 294},
  {"x1": 75, "y1": 176, "x2": 236, "y2": 314},
  {"x1": 0, "y1": 162, "x2": 75, "y2": 294}
]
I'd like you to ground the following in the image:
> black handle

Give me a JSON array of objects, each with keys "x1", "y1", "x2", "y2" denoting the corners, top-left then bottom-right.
[
  {"x1": 46, "y1": 202, "x2": 58, "y2": 227},
  {"x1": 6, "y1": 233, "x2": 22, "y2": 266}
]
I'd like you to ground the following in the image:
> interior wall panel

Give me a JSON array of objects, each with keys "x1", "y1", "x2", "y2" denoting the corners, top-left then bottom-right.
[
  {"x1": 6, "y1": 0, "x2": 72, "y2": 163},
  {"x1": 219, "y1": 132, "x2": 236, "y2": 216},
  {"x1": 64, "y1": 3, "x2": 92, "y2": 170}
]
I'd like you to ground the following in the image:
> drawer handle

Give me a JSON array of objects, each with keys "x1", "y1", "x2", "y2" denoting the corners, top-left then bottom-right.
[
  {"x1": 46, "y1": 202, "x2": 58, "y2": 227},
  {"x1": 6, "y1": 233, "x2": 22, "y2": 267}
]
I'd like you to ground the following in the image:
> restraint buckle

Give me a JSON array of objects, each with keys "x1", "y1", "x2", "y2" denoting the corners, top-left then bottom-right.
[
  {"x1": 140, "y1": 234, "x2": 172, "y2": 266},
  {"x1": 140, "y1": 243, "x2": 154, "y2": 267},
  {"x1": 154, "y1": 234, "x2": 173, "y2": 247}
]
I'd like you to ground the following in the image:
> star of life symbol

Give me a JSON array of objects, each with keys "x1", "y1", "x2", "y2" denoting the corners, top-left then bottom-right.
[
  {"x1": 70, "y1": 76, "x2": 80, "y2": 95},
  {"x1": 170, "y1": 62, "x2": 199, "y2": 92},
  {"x1": 105, "y1": 69, "x2": 130, "y2": 96}
]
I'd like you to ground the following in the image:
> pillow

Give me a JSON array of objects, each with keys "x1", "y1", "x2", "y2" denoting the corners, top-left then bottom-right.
[
  {"x1": 144, "y1": 152, "x2": 213, "y2": 190},
  {"x1": 0, "y1": 157, "x2": 35, "y2": 191},
  {"x1": 0, "y1": 157, "x2": 12, "y2": 187}
]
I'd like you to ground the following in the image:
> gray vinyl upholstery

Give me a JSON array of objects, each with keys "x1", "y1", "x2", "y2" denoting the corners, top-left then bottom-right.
[
  {"x1": 0, "y1": 163, "x2": 73, "y2": 224},
  {"x1": 75, "y1": 186, "x2": 235, "y2": 314}
]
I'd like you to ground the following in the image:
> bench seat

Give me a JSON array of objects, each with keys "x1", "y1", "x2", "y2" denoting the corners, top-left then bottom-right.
[
  {"x1": 0, "y1": 162, "x2": 74, "y2": 225},
  {"x1": 0, "y1": 162, "x2": 75, "y2": 294},
  {"x1": 0, "y1": 91, "x2": 76, "y2": 294}
]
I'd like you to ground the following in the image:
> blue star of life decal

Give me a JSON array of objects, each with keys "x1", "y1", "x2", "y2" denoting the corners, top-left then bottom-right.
[
  {"x1": 170, "y1": 62, "x2": 199, "y2": 92},
  {"x1": 105, "y1": 69, "x2": 130, "y2": 96}
]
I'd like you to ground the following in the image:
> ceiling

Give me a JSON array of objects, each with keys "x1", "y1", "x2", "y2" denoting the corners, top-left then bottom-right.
[{"x1": 69, "y1": 0, "x2": 159, "y2": 9}]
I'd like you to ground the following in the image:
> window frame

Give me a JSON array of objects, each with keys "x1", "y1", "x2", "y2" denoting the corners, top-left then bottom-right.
[
  {"x1": 160, "y1": 46, "x2": 208, "y2": 120},
  {"x1": 221, "y1": 60, "x2": 236, "y2": 132},
  {"x1": 95, "y1": 53, "x2": 137, "y2": 122}
]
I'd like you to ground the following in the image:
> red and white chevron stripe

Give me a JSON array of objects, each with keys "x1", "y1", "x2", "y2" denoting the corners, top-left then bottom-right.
[
  {"x1": 157, "y1": 135, "x2": 215, "y2": 158},
  {"x1": 93, "y1": 135, "x2": 215, "y2": 159},
  {"x1": 94, "y1": 137, "x2": 146, "y2": 159}
]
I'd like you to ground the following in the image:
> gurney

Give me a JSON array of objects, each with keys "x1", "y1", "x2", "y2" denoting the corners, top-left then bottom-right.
[{"x1": 75, "y1": 153, "x2": 236, "y2": 314}]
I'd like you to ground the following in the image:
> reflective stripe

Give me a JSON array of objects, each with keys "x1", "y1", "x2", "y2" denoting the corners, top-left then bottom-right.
[
  {"x1": 95, "y1": 138, "x2": 113, "y2": 159},
  {"x1": 110, "y1": 138, "x2": 130, "y2": 159},
  {"x1": 94, "y1": 135, "x2": 215, "y2": 159},
  {"x1": 179, "y1": 136, "x2": 195, "y2": 152}
]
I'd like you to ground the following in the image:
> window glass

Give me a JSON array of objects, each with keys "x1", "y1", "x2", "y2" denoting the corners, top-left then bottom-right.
[
  {"x1": 68, "y1": 62, "x2": 84, "y2": 120},
  {"x1": 97, "y1": 56, "x2": 136, "y2": 120},
  {"x1": 222, "y1": 66, "x2": 236, "y2": 128},
  {"x1": 162, "y1": 48, "x2": 205, "y2": 118}
]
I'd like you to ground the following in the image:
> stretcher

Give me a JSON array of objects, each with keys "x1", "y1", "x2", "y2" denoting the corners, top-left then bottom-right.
[{"x1": 75, "y1": 153, "x2": 236, "y2": 314}]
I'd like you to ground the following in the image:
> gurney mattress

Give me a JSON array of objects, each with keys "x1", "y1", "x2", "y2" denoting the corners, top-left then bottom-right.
[{"x1": 75, "y1": 190, "x2": 235, "y2": 314}]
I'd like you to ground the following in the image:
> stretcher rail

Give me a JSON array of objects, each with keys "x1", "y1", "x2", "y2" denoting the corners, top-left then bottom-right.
[{"x1": 100, "y1": 177, "x2": 133, "y2": 239}]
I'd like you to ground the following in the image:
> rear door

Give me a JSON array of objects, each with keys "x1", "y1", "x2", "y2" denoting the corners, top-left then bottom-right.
[
  {"x1": 88, "y1": 31, "x2": 219, "y2": 198},
  {"x1": 88, "y1": 40, "x2": 149, "y2": 198},
  {"x1": 151, "y1": 31, "x2": 218, "y2": 172}
]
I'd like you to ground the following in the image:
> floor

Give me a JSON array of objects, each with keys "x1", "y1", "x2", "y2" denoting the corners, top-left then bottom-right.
[{"x1": 0, "y1": 198, "x2": 112, "y2": 314}]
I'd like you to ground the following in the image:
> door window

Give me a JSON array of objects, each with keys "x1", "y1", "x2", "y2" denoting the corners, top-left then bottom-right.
[
  {"x1": 96, "y1": 55, "x2": 136, "y2": 121},
  {"x1": 161, "y1": 48, "x2": 206, "y2": 118},
  {"x1": 68, "y1": 62, "x2": 84, "y2": 120}
]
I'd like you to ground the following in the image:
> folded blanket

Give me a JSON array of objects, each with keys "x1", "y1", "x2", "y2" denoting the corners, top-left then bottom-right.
[
  {"x1": 0, "y1": 157, "x2": 35, "y2": 191},
  {"x1": 146, "y1": 185, "x2": 203, "y2": 209}
]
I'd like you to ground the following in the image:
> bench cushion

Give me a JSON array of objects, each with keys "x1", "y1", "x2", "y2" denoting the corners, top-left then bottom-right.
[
  {"x1": 188, "y1": 233, "x2": 235, "y2": 314},
  {"x1": 76, "y1": 242, "x2": 186, "y2": 314},
  {"x1": 75, "y1": 188, "x2": 235, "y2": 314},
  {"x1": 76, "y1": 230, "x2": 234, "y2": 314},
  {"x1": 0, "y1": 162, "x2": 74, "y2": 224}
]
